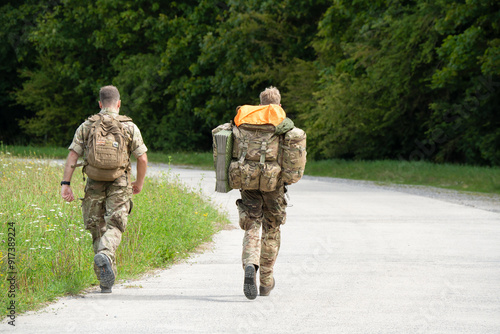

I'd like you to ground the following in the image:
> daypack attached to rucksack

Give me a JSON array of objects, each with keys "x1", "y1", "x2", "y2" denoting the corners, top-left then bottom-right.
[
  {"x1": 281, "y1": 127, "x2": 307, "y2": 185},
  {"x1": 83, "y1": 113, "x2": 132, "y2": 181}
]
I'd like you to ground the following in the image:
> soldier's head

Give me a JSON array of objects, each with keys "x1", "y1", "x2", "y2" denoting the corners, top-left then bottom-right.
[
  {"x1": 260, "y1": 86, "x2": 281, "y2": 105},
  {"x1": 99, "y1": 85, "x2": 121, "y2": 110}
]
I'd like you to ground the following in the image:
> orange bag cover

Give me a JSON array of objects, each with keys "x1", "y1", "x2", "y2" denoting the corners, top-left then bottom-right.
[{"x1": 234, "y1": 104, "x2": 286, "y2": 127}]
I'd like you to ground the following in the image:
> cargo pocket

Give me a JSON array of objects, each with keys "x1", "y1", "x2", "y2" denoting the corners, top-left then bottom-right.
[
  {"x1": 240, "y1": 161, "x2": 260, "y2": 190},
  {"x1": 236, "y1": 199, "x2": 255, "y2": 230},
  {"x1": 260, "y1": 162, "x2": 281, "y2": 192},
  {"x1": 228, "y1": 161, "x2": 242, "y2": 189},
  {"x1": 82, "y1": 195, "x2": 105, "y2": 237}
]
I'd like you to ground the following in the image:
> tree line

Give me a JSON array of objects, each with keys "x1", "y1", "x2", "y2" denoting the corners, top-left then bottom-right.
[{"x1": 1, "y1": 1, "x2": 499, "y2": 165}]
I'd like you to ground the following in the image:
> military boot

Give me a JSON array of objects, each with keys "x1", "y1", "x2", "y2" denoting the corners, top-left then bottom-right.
[
  {"x1": 94, "y1": 253, "x2": 115, "y2": 292},
  {"x1": 259, "y1": 278, "x2": 275, "y2": 296},
  {"x1": 243, "y1": 264, "x2": 258, "y2": 300}
]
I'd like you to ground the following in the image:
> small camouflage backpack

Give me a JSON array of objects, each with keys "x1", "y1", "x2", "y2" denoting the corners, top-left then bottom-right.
[
  {"x1": 83, "y1": 113, "x2": 132, "y2": 181},
  {"x1": 281, "y1": 127, "x2": 307, "y2": 184}
]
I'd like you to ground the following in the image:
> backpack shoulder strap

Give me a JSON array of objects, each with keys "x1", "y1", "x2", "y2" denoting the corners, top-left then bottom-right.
[
  {"x1": 87, "y1": 114, "x2": 101, "y2": 122},
  {"x1": 115, "y1": 115, "x2": 133, "y2": 122},
  {"x1": 87, "y1": 114, "x2": 132, "y2": 122}
]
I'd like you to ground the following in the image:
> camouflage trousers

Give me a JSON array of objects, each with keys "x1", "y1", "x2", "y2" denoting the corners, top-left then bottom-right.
[
  {"x1": 237, "y1": 183, "x2": 287, "y2": 287},
  {"x1": 82, "y1": 173, "x2": 132, "y2": 281}
]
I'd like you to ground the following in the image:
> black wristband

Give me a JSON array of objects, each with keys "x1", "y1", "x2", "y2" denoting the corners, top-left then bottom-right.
[{"x1": 60, "y1": 181, "x2": 71, "y2": 186}]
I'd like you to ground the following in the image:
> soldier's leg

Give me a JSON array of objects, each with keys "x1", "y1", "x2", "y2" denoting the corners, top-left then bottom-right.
[
  {"x1": 260, "y1": 185, "x2": 287, "y2": 287},
  {"x1": 82, "y1": 179, "x2": 107, "y2": 280},
  {"x1": 238, "y1": 190, "x2": 264, "y2": 268},
  {"x1": 99, "y1": 175, "x2": 132, "y2": 279}
]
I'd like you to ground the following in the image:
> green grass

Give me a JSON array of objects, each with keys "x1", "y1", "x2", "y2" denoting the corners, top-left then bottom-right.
[
  {"x1": 0, "y1": 144, "x2": 69, "y2": 159},
  {"x1": 146, "y1": 151, "x2": 213, "y2": 169},
  {"x1": 305, "y1": 159, "x2": 500, "y2": 194},
  {"x1": 0, "y1": 151, "x2": 230, "y2": 317}
]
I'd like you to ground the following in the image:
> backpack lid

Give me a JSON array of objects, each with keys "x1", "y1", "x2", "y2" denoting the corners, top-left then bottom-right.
[{"x1": 234, "y1": 104, "x2": 286, "y2": 127}]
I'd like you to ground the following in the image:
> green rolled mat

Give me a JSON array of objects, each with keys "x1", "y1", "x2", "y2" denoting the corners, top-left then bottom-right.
[{"x1": 214, "y1": 129, "x2": 233, "y2": 193}]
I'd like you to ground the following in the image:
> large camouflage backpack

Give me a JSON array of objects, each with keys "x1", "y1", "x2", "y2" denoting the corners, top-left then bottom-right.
[
  {"x1": 83, "y1": 113, "x2": 132, "y2": 181},
  {"x1": 229, "y1": 123, "x2": 282, "y2": 192},
  {"x1": 212, "y1": 108, "x2": 307, "y2": 192}
]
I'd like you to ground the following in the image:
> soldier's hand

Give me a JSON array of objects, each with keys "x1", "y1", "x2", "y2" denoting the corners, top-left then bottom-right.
[
  {"x1": 132, "y1": 181, "x2": 143, "y2": 195},
  {"x1": 61, "y1": 185, "x2": 75, "y2": 202}
]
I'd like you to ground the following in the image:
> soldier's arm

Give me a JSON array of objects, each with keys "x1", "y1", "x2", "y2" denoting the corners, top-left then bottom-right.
[
  {"x1": 61, "y1": 149, "x2": 80, "y2": 202},
  {"x1": 132, "y1": 153, "x2": 147, "y2": 195}
]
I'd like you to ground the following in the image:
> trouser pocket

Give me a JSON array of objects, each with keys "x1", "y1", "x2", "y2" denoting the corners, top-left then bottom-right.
[{"x1": 236, "y1": 199, "x2": 255, "y2": 230}]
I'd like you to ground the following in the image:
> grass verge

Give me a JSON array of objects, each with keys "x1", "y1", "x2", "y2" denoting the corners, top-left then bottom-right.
[
  {"x1": 305, "y1": 159, "x2": 500, "y2": 194},
  {"x1": 146, "y1": 151, "x2": 213, "y2": 169},
  {"x1": 0, "y1": 151, "x2": 230, "y2": 318}
]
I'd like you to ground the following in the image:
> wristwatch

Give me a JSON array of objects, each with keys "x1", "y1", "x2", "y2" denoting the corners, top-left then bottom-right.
[{"x1": 60, "y1": 181, "x2": 71, "y2": 186}]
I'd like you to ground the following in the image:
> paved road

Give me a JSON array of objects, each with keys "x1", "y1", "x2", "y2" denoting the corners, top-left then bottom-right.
[{"x1": 3, "y1": 163, "x2": 500, "y2": 333}]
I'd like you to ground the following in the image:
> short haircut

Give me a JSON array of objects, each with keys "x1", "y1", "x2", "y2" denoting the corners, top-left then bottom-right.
[
  {"x1": 99, "y1": 85, "x2": 120, "y2": 107},
  {"x1": 260, "y1": 86, "x2": 281, "y2": 105}
]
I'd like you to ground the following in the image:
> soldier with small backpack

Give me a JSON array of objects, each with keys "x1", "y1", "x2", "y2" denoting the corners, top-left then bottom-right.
[
  {"x1": 60, "y1": 85, "x2": 148, "y2": 293},
  {"x1": 213, "y1": 86, "x2": 307, "y2": 300}
]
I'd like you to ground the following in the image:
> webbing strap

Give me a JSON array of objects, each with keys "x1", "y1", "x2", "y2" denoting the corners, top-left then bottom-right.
[
  {"x1": 259, "y1": 140, "x2": 267, "y2": 165},
  {"x1": 238, "y1": 138, "x2": 249, "y2": 165}
]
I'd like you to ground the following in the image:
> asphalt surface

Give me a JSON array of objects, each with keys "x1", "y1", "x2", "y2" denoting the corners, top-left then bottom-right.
[{"x1": 3, "y1": 163, "x2": 500, "y2": 333}]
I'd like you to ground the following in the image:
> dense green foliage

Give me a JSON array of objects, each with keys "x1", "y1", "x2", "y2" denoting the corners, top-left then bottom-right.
[{"x1": 1, "y1": 1, "x2": 499, "y2": 165}]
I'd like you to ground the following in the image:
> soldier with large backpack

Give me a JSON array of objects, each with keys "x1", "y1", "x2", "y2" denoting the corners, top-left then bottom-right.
[
  {"x1": 60, "y1": 85, "x2": 148, "y2": 293},
  {"x1": 213, "y1": 86, "x2": 307, "y2": 300}
]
